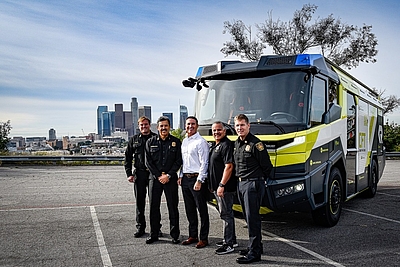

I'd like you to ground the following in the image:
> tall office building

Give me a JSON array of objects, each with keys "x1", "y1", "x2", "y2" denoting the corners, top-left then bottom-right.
[
  {"x1": 114, "y1": 104, "x2": 124, "y2": 130},
  {"x1": 131, "y1": 97, "x2": 139, "y2": 135},
  {"x1": 102, "y1": 111, "x2": 112, "y2": 136},
  {"x1": 49, "y1": 128, "x2": 56, "y2": 141},
  {"x1": 97, "y1": 106, "x2": 108, "y2": 135},
  {"x1": 123, "y1": 111, "x2": 132, "y2": 137},
  {"x1": 179, "y1": 105, "x2": 188, "y2": 129},
  {"x1": 162, "y1": 112, "x2": 173, "y2": 129},
  {"x1": 139, "y1": 106, "x2": 152, "y2": 122},
  {"x1": 110, "y1": 111, "x2": 115, "y2": 133}
]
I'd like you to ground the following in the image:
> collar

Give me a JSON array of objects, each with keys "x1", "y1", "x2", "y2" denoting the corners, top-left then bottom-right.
[{"x1": 187, "y1": 132, "x2": 200, "y2": 140}]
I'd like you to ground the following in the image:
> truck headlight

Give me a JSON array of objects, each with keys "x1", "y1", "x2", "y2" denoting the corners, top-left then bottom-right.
[{"x1": 275, "y1": 183, "x2": 304, "y2": 198}]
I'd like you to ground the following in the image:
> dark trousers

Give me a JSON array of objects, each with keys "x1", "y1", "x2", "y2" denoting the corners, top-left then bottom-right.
[
  {"x1": 181, "y1": 176, "x2": 210, "y2": 241},
  {"x1": 238, "y1": 180, "x2": 265, "y2": 257},
  {"x1": 134, "y1": 170, "x2": 151, "y2": 231},
  {"x1": 149, "y1": 177, "x2": 180, "y2": 240},
  {"x1": 214, "y1": 191, "x2": 237, "y2": 246}
]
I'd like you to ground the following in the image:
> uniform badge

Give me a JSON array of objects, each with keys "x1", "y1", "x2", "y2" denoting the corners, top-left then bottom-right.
[
  {"x1": 256, "y1": 142, "x2": 264, "y2": 151},
  {"x1": 215, "y1": 145, "x2": 220, "y2": 152},
  {"x1": 172, "y1": 142, "x2": 176, "y2": 147},
  {"x1": 245, "y1": 145, "x2": 251, "y2": 152}
]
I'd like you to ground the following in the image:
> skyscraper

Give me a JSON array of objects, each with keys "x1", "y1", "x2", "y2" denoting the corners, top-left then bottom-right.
[
  {"x1": 139, "y1": 106, "x2": 152, "y2": 122},
  {"x1": 49, "y1": 128, "x2": 56, "y2": 141},
  {"x1": 114, "y1": 103, "x2": 124, "y2": 130},
  {"x1": 131, "y1": 97, "x2": 139, "y2": 135},
  {"x1": 102, "y1": 111, "x2": 112, "y2": 136},
  {"x1": 97, "y1": 106, "x2": 108, "y2": 135},
  {"x1": 179, "y1": 105, "x2": 188, "y2": 129},
  {"x1": 110, "y1": 111, "x2": 115, "y2": 134},
  {"x1": 162, "y1": 112, "x2": 173, "y2": 129},
  {"x1": 124, "y1": 111, "x2": 133, "y2": 136}
]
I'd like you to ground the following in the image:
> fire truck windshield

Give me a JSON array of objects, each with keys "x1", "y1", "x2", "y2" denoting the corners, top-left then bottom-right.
[{"x1": 194, "y1": 71, "x2": 310, "y2": 127}]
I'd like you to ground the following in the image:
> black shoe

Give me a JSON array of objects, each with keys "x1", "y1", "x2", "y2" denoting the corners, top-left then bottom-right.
[
  {"x1": 145, "y1": 236, "x2": 159, "y2": 244},
  {"x1": 134, "y1": 230, "x2": 145, "y2": 238},
  {"x1": 239, "y1": 248, "x2": 249, "y2": 256},
  {"x1": 172, "y1": 238, "x2": 180, "y2": 244},
  {"x1": 236, "y1": 255, "x2": 261, "y2": 264},
  {"x1": 240, "y1": 246, "x2": 263, "y2": 255},
  {"x1": 216, "y1": 240, "x2": 239, "y2": 247},
  {"x1": 158, "y1": 230, "x2": 163, "y2": 237}
]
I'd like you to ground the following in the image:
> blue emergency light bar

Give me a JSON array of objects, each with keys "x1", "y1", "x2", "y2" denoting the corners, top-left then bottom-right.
[{"x1": 294, "y1": 54, "x2": 323, "y2": 66}]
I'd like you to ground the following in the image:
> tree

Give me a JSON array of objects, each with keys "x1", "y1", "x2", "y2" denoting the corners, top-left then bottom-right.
[
  {"x1": 170, "y1": 128, "x2": 185, "y2": 141},
  {"x1": 221, "y1": 4, "x2": 399, "y2": 119},
  {"x1": 381, "y1": 95, "x2": 400, "y2": 115},
  {"x1": 221, "y1": 4, "x2": 378, "y2": 69},
  {"x1": 384, "y1": 121, "x2": 400, "y2": 152},
  {"x1": 221, "y1": 20, "x2": 265, "y2": 61},
  {"x1": 0, "y1": 120, "x2": 12, "y2": 153},
  {"x1": 372, "y1": 88, "x2": 400, "y2": 115}
]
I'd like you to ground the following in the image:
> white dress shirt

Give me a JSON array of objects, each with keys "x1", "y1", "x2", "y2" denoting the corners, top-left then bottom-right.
[{"x1": 181, "y1": 132, "x2": 209, "y2": 183}]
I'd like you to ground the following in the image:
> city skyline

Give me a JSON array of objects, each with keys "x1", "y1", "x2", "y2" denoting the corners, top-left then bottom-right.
[
  {"x1": 1, "y1": 1, "x2": 399, "y2": 138},
  {"x1": 95, "y1": 97, "x2": 187, "y2": 139},
  {"x1": 9, "y1": 100, "x2": 188, "y2": 139}
]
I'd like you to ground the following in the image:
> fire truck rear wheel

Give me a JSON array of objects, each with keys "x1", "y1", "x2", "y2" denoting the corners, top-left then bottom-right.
[{"x1": 363, "y1": 160, "x2": 378, "y2": 198}]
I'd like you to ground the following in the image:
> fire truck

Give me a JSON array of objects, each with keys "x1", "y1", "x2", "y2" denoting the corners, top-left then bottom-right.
[{"x1": 182, "y1": 54, "x2": 385, "y2": 226}]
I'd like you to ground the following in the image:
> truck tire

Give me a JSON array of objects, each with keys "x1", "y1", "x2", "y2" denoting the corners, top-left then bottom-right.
[
  {"x1": 312, "y1": 167, "x2": 343, "y2": 227},
  {"x1": 363, "y1": 160, "x2": 378, "y2": 198}
]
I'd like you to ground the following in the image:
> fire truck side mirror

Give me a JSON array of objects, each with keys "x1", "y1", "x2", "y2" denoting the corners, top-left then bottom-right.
[{"x1": 322, "y1": 103, "x2": 342, "y2": 124}]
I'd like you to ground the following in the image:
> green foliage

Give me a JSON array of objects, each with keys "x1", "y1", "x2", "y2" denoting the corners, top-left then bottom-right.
[
  {"x1": 384, "y1": 121, "x2": 400, "y2": 152},
  {"x1": 221, "y1": 4, "x2": 378, "y2": 69},
  {"x1": 0, "y1": 120, "x2": 12, "y2": 152},
  {"x1": 170, "y1": 128, "x2": 186, "y2": 141}
]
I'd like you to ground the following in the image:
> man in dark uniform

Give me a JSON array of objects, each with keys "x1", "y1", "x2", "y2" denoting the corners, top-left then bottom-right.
[
  {"x1": 124, "y1": 116, "x2": 157, "y2": 238},
  {"x1": 145, "y1": 116, "x2": 182, "y2": 244},
  {"x1": 233, "y1": 114, "x2": 273, "y2": 264},
  {"x1": 208, "y1": 121, "x2": 237, "y2": 255}
]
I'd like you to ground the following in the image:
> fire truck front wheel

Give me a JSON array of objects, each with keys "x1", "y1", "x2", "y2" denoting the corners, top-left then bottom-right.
[{"x1": 311, "y1": 167, "x2": 343, "y2": 227}]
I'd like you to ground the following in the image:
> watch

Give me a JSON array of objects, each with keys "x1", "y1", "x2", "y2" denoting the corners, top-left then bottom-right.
[{"x1": 219, "y1": 182, "x2": 225, "y2": 187}]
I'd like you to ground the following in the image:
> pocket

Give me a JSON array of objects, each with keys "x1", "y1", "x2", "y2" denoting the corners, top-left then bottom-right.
[
  {"x1": 149, "y1": 146, "x2": 160, "y2": 153},
  {"x1": 243, "y1": 152, "x2": 252, "y2": 158}
]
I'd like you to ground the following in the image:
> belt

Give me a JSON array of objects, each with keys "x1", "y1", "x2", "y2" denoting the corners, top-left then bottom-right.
[
  {"x1": 183, "y1": 173, "x2": 199, "y2": 178},
  {"x1": 238, "y1": 177, "x2": 264, "y2": 182}
]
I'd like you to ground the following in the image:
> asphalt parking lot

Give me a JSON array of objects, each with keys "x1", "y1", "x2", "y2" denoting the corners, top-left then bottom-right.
[{"x1": 0, "y1": 160, "x2": 399, "y2": 266}]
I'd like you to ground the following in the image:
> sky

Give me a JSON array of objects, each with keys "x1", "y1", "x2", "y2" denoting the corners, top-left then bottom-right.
[{"x1": 1, "y1": 0, "x2": 399, "y2": 138}]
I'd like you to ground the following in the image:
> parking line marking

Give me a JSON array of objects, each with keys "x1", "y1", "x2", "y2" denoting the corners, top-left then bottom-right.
[
  {"x1": 90, "y1": 206, "x2": 113, "y2": 267},
  {"x1": 263, "y1": 230, "x2": 345, "y2": 267},
  {"x1": 235, "y1": 219, "x2": 344, "y2": 266},
  {"x1": 0, "y1": 200, "x2": 184, "y2": 212},
  {"x1": 343, "y1": 208, "x2": 400, "y2": 224}
]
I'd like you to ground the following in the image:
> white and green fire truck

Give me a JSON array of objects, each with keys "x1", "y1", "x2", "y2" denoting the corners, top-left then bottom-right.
[{"x1": 182, "y1": 54, "x2": 385, "y2": 227}]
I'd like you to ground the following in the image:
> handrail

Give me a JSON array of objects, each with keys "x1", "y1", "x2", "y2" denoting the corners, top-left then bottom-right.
[{"x1": 386, "y1": 152, "x2": 400, "y2": 157}]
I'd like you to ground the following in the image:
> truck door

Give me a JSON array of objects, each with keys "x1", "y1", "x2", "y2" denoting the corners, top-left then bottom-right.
[
  {"x1": 356, "y1": 99, "x2": 369, "y2": 190},
  {"x1": 346, "y1": 93, "x2": 356, "y2": 196}
]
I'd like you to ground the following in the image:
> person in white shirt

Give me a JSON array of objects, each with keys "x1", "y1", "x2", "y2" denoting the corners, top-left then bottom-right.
[{"x1": 179, "y1": 116, "x2": 210, "y2": 249}]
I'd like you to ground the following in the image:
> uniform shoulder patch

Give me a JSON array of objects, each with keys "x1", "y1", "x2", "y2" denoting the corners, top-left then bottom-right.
[{"x1": 255, "y1": 142, "x2": 264, "y2": 151}]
